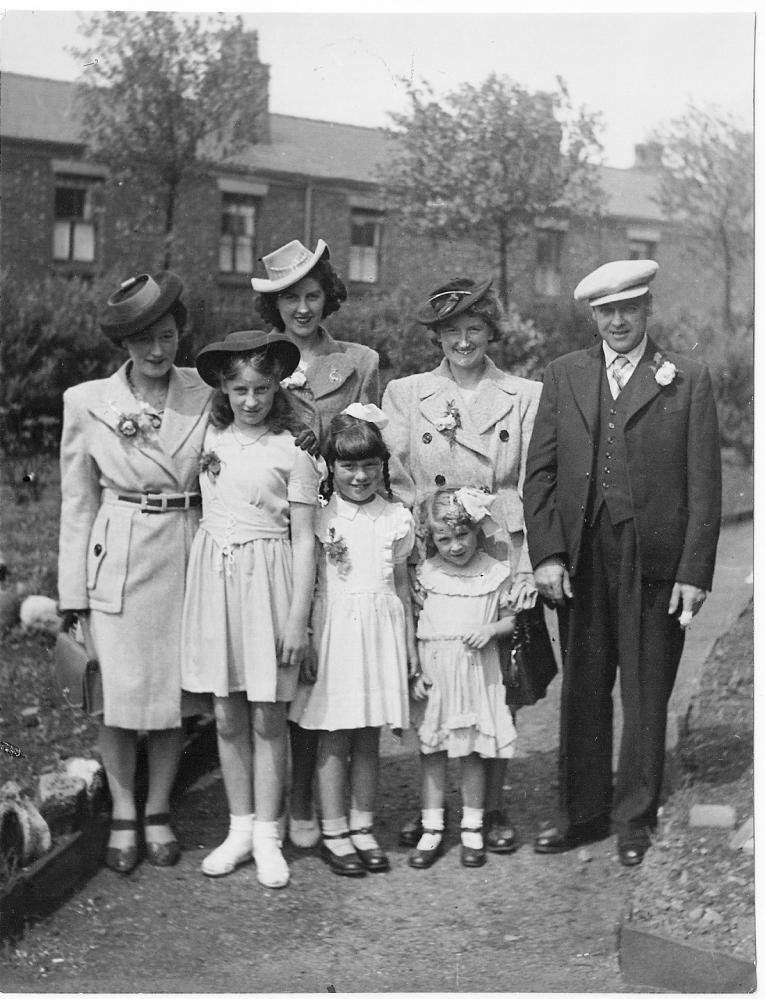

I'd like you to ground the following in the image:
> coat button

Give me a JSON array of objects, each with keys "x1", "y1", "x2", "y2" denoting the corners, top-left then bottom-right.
[
  {"x1": 435, "y1": 474, "x2": 446, "y2": 486},
  {"x1": 94, "y1": 544, "x2": 102, "y2": 556},
  {"x1": 499, "y1": 429, "x2": 509, "y2": 442},
  {"x1": 608, "y1": 422, "x2": 616, "y2": 429},
  {"x1": 422, "y1": 432, "x2": 432, "y2": 444}
]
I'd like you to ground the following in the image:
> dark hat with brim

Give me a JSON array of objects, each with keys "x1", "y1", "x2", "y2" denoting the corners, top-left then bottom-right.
[
  {"x1": 100, "y1": 271, "x2": 184, "y2": 343},
  {"x1": 415, "y1": 276, "x2": 494, "y2": 326},
  {"x1": 195, "y1": 330, "x2": 301, "y2": 387}
]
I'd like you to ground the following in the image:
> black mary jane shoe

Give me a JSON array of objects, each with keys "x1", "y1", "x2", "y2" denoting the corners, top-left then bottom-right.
[
  {"x1": 349, "y1": 828, "x2": 390, "y2": 872},
  {"x1": 533, "y1": 817, "x2": 611, "y2": 855},
  {"x1": 460, "y1": 829, "x2": 487, "y2": 869},
  {"x1": 484, "y1": 810, "x2": 518, "y2": 854},
  {"x1": 319, "y1": 833, "x2": 367, "y2": 877},
  {"x1": 399, "y1": 806, "x2": 449, "y2": 848},
  {"x1": 144, "y1": 812, "x2": 181, "y2": 868},
  {"x1": 617, "y1": 831, "x2": 651, "y2": 867},
  {"x1": 408, "y1": 830, "x2": 445, "y2": 870},
  {"x1": 105, "y1": 818, "x2": 141, "y2": 874}
]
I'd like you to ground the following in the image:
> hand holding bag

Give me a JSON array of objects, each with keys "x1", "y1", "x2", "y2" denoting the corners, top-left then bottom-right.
[
  {"x1": 53, "y1": 614, "x2": 104, "y2": 715},
  {"x1": 499, "y1": 601, "x2": 558, "y2": 710}
]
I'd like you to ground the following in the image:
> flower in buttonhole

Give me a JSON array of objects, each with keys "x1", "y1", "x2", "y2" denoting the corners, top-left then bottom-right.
[
  {"x1": 199, "y1": 450, "x2": 222, "y2": 482},
  {"x1": 435, "y1": 400, "x2": 461, "y2": 446},
  {"x1": 651, "y1": 351, "x2": 678, "y2": 387}
]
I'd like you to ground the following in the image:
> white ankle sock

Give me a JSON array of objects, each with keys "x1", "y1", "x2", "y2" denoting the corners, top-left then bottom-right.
[
  {"x1": 252, "y1": 819, "x2": 290, "y2": 888},
  {"x1": 461, "y1": 807, "x2": 484, "y2": 849},
  {"x1": 321, "y1": 816, "x2": 356, "y2": 856},
  {"x1": 422, "y1": 808, "x2": 445, "y2": 832},
  {"x1": 350, "y1": 809, "x2": 378, "y2": 851},
  {"x1": 201, "y1": 813, "x2": 253, "y2": 877}
]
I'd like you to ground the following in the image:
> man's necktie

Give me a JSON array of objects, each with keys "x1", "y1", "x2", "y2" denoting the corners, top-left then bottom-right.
[{"x1": 612, "y1": 355, "x2": 631, "y2": 397}]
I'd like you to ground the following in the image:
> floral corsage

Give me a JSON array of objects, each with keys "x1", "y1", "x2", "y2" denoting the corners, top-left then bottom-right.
[
  {"x1": 199, "y1": 449, "x2": 222, "y2": 482},
  {"x1": 435, "y1": 400, "x2": 461, "y2": 447},
  {"x1": 281, "y1": 364, "x2": 308, "y2": 390},
  {"x1": 323, "y1": 527, "x2": 350, "y2": 572},
  {"x1": 114, "y1": 402, "x2": 161, "y2": 442},
  {"x1": 651, "y1": 352, "x2": 678, "y2": 387}
]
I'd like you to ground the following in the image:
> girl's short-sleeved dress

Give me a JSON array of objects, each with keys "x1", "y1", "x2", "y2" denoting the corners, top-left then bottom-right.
[
  {"x1": 289, "y1": 493, "x2": 415, "y2": 731},
  {"x1": 181, "y1": 423, "x2": 323, "y2": 702},
  {"x1": 414, "y1": 551, "x2": 517, "y2": 759}
]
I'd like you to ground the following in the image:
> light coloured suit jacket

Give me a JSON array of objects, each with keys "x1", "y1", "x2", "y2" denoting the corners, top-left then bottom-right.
[{"x1": 382, "y1": 357, "x2": 541, "y2": 573}]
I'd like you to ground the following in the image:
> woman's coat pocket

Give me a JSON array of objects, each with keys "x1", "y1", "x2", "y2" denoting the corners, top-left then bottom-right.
[{"x1": 86, "y1": 509, "x2": 132, "y2": 613}]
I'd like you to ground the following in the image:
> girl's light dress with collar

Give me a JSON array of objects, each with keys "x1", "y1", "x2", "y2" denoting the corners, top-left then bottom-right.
[
  {"x1": 413, "y1": 550, "x2": 517, "y2": 759},
  {"x1": 180, "y1": 423, "x2": 324, "y2": 702},
  {"x1": 289, "y1": 492, "x2": 415, "y2": 731},
  {"x1": 57, "y1": 362, "x2": 213, "y2": 730}
]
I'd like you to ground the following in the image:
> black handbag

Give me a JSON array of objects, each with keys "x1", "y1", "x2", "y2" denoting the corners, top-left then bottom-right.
[
  {"x1": 499, "y1": 602, "x2": 558, "y2": 710},
  {"x1": 53, "y1": 615, "x2": 104, "y2": 715}
]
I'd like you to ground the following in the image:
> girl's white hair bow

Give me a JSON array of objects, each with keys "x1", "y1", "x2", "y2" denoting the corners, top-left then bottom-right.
[
  {"x1": 342, "y1": 403, "x2": 389, "y2": 429},
  {"x1": 453, "y1": 487, "x2": 501, "y2": 537}
]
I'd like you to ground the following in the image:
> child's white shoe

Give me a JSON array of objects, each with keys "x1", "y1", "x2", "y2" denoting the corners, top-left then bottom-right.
[
  {"x1": 201, "y1": 830, "x2": 253, "y2": 877},
  {"x1": 253, "y1": 820, "x2": 290, "y2": 888}
]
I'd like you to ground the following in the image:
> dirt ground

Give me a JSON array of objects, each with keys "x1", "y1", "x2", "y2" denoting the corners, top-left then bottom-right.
[{"x1": 2, "y1": 683, "x2": 646, "y2": 994}]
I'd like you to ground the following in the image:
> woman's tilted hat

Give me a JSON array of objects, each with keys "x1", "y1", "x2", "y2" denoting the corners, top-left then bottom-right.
[
  {"x1": 99, "y1": 271, "x2": 184, "y2": 343},
  {"x1": 574, "y1": 259, "x2": 659, "y2": 307},
  {"x1": 415, "y1": 276, "x2": 494, "y2": 326},
  {"x1": 195, "y1": 330, "x2": 301, "y2": 386},
  {"x1": 250, "y1": 239, "x2": 329, "y2": 293}
]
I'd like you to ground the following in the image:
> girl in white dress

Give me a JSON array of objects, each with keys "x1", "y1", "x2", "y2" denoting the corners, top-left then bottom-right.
[
  {"x1": 408, "y1": 487, "x2": 518, "y2": 871},
  {"x1": 181, "y1": 330, "x2": 323, "y2": 888},
  {"x1": 289, "y1": 405, "x2": 418, "y2": 877}
]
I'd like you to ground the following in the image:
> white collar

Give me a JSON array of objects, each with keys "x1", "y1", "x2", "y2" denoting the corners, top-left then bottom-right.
[
  {"x1": 332, "y1": 492, "x2": 387, "y2": 521},
  {"x1": 602, "y1": 333, "x2": 648, "y2": 369}
]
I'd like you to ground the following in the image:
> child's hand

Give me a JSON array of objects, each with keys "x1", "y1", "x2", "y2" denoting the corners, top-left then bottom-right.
[
  {"x1": 410, "y1": 673, "x2": 432, "y2": 701},
  {"x1": 277, "y1": 622, "x2": 309, "y2": 668},
  {"x1": 462, "y1": 625, "x2": 495, "y2": 650}
]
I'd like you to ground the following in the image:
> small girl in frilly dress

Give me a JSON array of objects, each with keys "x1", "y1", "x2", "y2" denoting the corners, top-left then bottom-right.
[{"x1": 408, "y1": 486, "x2": 517, "y2": 870}]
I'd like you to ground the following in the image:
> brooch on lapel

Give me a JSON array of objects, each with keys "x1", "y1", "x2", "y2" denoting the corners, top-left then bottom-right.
[
  {"x1": 435, "y1": 400, "x2": 462, "y2": 447},
  {"x1": 199, "y1": 449, "x2": 222, "y2": 482},
  {"x1": 328, "y1": 367, "x2": 341, "y2": 383},
  {"x1": 650, "y1": 351, "x2": 679, "y2": 387}
]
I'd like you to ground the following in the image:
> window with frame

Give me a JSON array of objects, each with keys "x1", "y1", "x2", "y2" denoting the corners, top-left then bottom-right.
[
  {"x1": 629, "y1": 239, "x2": 657, "y2": 261},
  {"x1": 219, "y1": 194, "x2": 257, "y2": 274},
  {"x1": 534, "y1": 227, "x2": 565, "y2": 297},
  {"x1": 349, "y1": 212, "x2": 382, "y2": 283},
  {"x1": 53, "y1": 177, "x2": 98, "y2": 263}
]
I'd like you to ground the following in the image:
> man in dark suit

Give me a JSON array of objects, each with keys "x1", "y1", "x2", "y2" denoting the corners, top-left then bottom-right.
[{"x1": 523, "y1": 259, "x2": 721, "y2": 866}]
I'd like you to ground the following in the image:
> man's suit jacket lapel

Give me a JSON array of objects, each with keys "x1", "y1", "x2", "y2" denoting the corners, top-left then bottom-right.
[{"x1": 567, "y1": 343, "x2": 603, "y2": 439}]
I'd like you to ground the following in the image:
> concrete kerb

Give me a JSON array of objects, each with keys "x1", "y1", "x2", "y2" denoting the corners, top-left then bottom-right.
[{"x1": 618, "y1": 512, "x2": 754, "y2": 992}]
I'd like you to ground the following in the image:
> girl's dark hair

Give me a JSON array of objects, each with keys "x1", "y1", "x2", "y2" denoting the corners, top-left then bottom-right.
[
  {"x1": 427, "y1": 279, "x2": 505, "y2": 345},
  {"x1": 209, "y1": 349, "x2": 302, "y2": 433},
  {"x1": 256, "y1": 256, "x2": 348, "y2": 330},
  {"x1": 320, "y1": 413, "x2": 391, "y2": 502}
]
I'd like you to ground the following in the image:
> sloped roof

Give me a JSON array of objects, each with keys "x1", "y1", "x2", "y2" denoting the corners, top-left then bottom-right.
[{"x1": 1, "y1": 71, "x2": 662, "y2": 221}]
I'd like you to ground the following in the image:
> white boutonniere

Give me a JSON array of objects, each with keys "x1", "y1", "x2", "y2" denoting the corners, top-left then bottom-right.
[
  {"x1": 435, "y1": 400, "x2": 461, "y2": 446},
  {"x1": 651, "y1": 352, "x2": 678, "y2": 387},
  {"x1": 281, "y1": 363, "x2": 308, "y2": 390}
]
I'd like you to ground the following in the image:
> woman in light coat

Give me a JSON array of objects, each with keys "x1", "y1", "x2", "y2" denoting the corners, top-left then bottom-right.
[
  {"x1": 58, "y1": 271, "x2": 213, "y2": 874},
  {"x1": 382, "y1": 275, "x2": 541, "y2": 854},
  {"x1": 252, "y1": 238, "x2": 380, "y2": 848}
]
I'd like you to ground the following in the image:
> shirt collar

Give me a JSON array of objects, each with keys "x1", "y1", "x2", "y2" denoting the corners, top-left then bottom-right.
[
  {"x1": 333, "y1": 492, "x2": 387, "y2": 521},
  {"x1": 602, "y1": 333, "x2": 648, "y2": 369}
]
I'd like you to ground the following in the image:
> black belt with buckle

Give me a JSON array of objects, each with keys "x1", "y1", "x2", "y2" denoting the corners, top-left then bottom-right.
[{"x1": 116, "y1": 493, "x2": 202, "y2": 512}]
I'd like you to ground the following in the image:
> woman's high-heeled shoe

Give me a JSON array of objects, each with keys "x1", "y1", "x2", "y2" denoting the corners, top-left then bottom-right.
[
  {"x1": 144, "y1": 813, "x2": 181, "y2": 867},
  {"x1": 105, "y1": 818, "x2": 140, "y2": 874}
]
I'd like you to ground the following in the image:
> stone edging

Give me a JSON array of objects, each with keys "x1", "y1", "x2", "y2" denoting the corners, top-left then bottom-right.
[
  {"x1": 0, "y1": 718, "x2": 218, "y2": 944},
  {"x1": 619, "y1": 921, "x2": 756, "y2": 992}
]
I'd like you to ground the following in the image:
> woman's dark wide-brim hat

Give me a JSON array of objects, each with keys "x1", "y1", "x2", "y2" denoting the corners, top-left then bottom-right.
[
  {"x1": 99, "y1": 271, "x2": 184, "y2": 343},
  {"x1": 415, "y1": 276, "x2": 494, "y2": 326},
  {"x1": 195, "y1": 330, "x2": 301, "y2": 386}
]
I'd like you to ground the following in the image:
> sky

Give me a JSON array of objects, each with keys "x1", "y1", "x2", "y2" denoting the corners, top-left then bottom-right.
[{"x1": 0, "y1": 5, "x2": 755, "y2": 169}]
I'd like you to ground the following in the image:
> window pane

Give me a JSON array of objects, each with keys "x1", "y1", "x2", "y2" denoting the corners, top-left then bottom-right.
[
  {"x1": 351, "y1": 221, "x2": 377, "y2": 247},
  {"x1": 72, "y1": 222, "x2": 95, "y2": 262},
  {"x1": 53, "y1": 221, "x2": 71, "y2": 260},
  {"x1": 234, "y1": 236, "x2": 253, "y2": 274},
  {"x1": 349, "y1": 246, "x2": 378, "y2": 283},
  {"x1": 55, "y1": 186, "x2": 86, "y2": 219},
  {"x1": 219, "y1": 234, "x2": 234, "y2": 272}
]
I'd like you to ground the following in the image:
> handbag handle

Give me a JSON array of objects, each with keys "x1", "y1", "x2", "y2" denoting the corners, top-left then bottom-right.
[{"x1": 62, "y1": 612, "x2": 98, "y2": 661}]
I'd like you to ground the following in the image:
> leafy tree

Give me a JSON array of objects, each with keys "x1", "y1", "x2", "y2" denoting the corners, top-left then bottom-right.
[
  {"x1": 384, "y1": 74, "x2": 603, "y2": 305},
  {"x1": 70, "y1": 12, "x2": 268, "y2": 268},
  {"x1": 650, "y1": 105, "x2": 753, "y2": 333}
]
